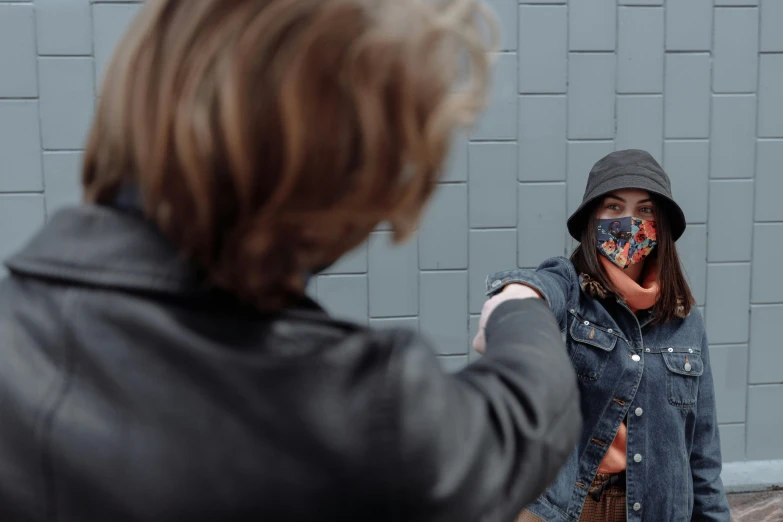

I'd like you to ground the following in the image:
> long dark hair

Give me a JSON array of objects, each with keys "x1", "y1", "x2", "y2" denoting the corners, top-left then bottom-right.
[{"x1": 570, "y1": 195, "x2": 695, "y2": 324}]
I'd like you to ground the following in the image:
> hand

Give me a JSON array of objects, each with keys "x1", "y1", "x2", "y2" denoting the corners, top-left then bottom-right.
[{"x1": 472, "y1": 284, "x2": 542, "y2": 354}]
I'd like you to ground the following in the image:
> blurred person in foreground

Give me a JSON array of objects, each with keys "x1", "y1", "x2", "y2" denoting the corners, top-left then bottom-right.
[{"x1": 0, "y1": 0, "x2": 580, "y2": 520}]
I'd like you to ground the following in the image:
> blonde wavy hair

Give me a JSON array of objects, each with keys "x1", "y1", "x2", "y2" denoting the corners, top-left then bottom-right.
[{"x1": 83, "y1": 0, "x2": 496, "y2": 310}]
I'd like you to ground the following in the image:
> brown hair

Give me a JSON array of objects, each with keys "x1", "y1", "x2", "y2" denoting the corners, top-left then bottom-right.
[
  {"x1": 83, "y1": 0, "x2": 495, "y2": 310},
  {"x1": 570, "y1": 195, "x2": 695, "y2": 324}
]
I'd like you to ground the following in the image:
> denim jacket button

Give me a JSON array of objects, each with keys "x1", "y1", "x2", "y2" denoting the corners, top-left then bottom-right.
[
  {"x1": 607, "y1": 328, "x2": 613, "y2": 334},
  {"x1": 633, "y1": 453, "x2": 642, "y2": 463},
  {"x1": 635, "y1": 407, "x2": 643, "y2": 416},
  {"x1": 570, "y1": 309, "x2": 576, "y2": 314},
  {"x1": 684, "y1": 362, "x2": 692, "y2": 372},
  {"x1": 688, "y1": 348, "x2": 694, "y2": 353},
  {"x1": 583, "y1": 320, "x2": 589, "y2": 326},
  {"x1": 633, "y1": 503, "x2": 641, "y2": 511},
  {"x1": 631, "y1": 354, "x2": 640, "y2": 362},
  {"x1": 668, "y1": 347, "x2": 674, "y2": 353}
]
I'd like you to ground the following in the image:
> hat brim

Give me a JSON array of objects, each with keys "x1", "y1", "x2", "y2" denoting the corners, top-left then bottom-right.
[{"x1": 567, "y1": 178, "x2": 687, "y2": 242}]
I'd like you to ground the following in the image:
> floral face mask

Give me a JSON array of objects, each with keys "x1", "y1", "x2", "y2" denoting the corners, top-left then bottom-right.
[{"x1": 597, "y1": 217, "x2": 657, "y2": 269}]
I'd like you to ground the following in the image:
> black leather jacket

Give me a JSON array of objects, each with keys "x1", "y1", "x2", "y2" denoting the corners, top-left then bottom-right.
[{"x1": 0, "y1": 206, "x2": 581, "y2": 522}]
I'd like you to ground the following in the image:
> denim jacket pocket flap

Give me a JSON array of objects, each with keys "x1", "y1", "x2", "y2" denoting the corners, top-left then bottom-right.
[
  {"x1": 662, "y1": 352, "x2": 704, "y2": 377},
  {"x1": 569, "y1": 320, "x2": 617, "y2": 352}
]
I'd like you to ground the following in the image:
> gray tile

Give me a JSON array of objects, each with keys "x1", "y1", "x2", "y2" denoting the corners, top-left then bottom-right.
[
  {"x1": 469, "y1": 315, "x2": 482, "y2": 361},
  {"x1": 368, "y1": 232, "x2": 418, "y2": 317},
  {"x1": 710, "y1": 344, "x2": 748, "y2": 424},
  {"x1": 438, "y1": 355, "x2": 470, "y2": 374},
  {"x1": 519, "y1": 5, "x2": 567, "y2": 93},
  {"x1": 0, "y1": 195, "x2": 46, "y2": 269},
  {"x1": 666, "y1": 0, "x2": 712, "y2": 51},
  {"x1": 0, "y1": 4, "x2": 37, "y2": 97},
  {"x1": 305, "y1": 277, "x2": 317, "y2": 300},
  {"x1": 710, "y1": 95, "x2": 757, "y2": 179},
  {"x1": 706, "y1": 263, "x2": 751, "y2": 344},
  {"x1": 369, "y1": 317, "x2": 419, "y2": 331},
  {"x1": 664, "y1": 54, "x2": 711, "y2": 139},
  {"x1": 761, "y1": 0, "x2": 783, "y2": 51},
  {"x1": 36, "y1": 0, "x2": 92, "y2": 56},
  {"x1": 0, "y1": 101, "x2": 42, "y2": 193},
  {"x1": 620, "y1": 0, "x2": 662, "y2": 3},
  {"x1": 615, "y1": 95, "x2": 663, "y2": 163},
  {"x1": 442, "y1": 132, "x2": 468, "y2": 183},
  {"x1": 520, "y1": 0, "x2": 564, "y2": 2},
  {"x1": 752, "y1": 224, "x2": 783, "y2": 304},
  {"x1": 719, "y1": 424, "x2": 746, "y2": 463},
  {"x1": 485, "y1": 0, "x2": 517, "y2": 52},
  {"x1": 665, "y1": 140, "x2": 709, "y2": 224},
  {"x1": 569, "y1": 0, "x2": 615, "y2": 51},
  {"x1": 317, "y1": 275, "x2": 368, "y2": 324},
  {"x1": 713, "y1": 8, "x2": 760, "y2": 93},
  {"x1": 749, "y1": 305, "x2": 783, "y2": 384},
  {"x1": 322, "y1": 242, "x2": 368, "y2": 275},
  {"x1": 677, "y1": 224, "x2": 707, "y2": 306},
  {"x1": 472, "y1": 53, "x2": 517, "y2": 140},
  {"x1": 420, "y1": 272, "x2": 468, "y2": 355},
  {"x1": 758, "y1": 54, "x2": 783, "y2": 138},
  {"x1": 568, "y1": 54, "x2": 616, "y2": 139},
  {"x1": 566, "y1": 141, "x2": 615, "y2": 215},
  {"x1": 755, "y1": 140, "x2": 783, "y2": 222},
  {"x1": 519, "y1": 183, "x2": 566, "y2": 268},
  {"x1": 418, "y1": 184, "x2": 468, "y2": 269},
  {"x1": 469, "y1": 229, "x2": 517, "y2": 314},
  {"x1": 38, "y1": 58, "x2": 95, "y2": 150},
  {"x1": 43, "y1": 152, "x2": 83, "y2": 218},
  {"x1": 469, "y1": 142, "x2": 517, "y2": 228},
  {"x1": 93, "y1": 3, "x2": 144, "y2": 85},
  {"x1": 617, "y1": 7, "x2": 664, "y2": 94},
  {"x1": 708, "y1": 180, "x2": 754, "y2": 262},
  {"x1": 316, "y1": 275, "x2": 368, "y2": 325},
  {"x1": 519, "y1": 95, "x2": 567, "y2": 181},
  {"x1": 715, "y1": 0, "x2": 757, "y2": 5},
  {"x1": 746, "y1": 385, "x2": 783, "y2": 460}
]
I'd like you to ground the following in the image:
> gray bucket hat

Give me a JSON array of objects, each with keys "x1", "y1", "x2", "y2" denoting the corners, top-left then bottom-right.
[{"x1": 567, "y1": 149, "x2": 687, "y2": 242}]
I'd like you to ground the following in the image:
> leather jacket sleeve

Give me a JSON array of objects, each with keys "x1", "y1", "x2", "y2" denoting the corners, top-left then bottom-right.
[
  {"x1": 390, "y1": 298, "x2": 581, "y2": 522},
  {"x1": 690, "y1": 331, "x2": 731, "y2": 521}
]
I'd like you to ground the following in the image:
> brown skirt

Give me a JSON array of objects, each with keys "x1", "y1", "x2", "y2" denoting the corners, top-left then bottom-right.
[{"x1": 516, "y1": 473, "x2": 627, "y2": 522}]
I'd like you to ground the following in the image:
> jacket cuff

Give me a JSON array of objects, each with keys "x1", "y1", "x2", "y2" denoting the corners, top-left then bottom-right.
[{"x1": 486, "y1": 270, "x2": 548, "y2": 302}]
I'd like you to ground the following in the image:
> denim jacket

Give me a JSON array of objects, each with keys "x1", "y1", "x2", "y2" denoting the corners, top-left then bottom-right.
[{"x1": 486, "y1": 257, "x2": 730, "y2": 522}]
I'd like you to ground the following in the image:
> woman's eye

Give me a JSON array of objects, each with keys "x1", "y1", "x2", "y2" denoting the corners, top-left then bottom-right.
[
  {"x1": 607, "y1": 204, "x2": 621, "y2": 211},
  {"x1": 640, "y1": 206, "x2": 654, "y2": 214}
]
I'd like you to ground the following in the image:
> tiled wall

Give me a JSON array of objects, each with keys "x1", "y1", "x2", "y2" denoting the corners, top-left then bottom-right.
[{"x1": 1, "y1": 0, "x2": 781, "y2": 462}]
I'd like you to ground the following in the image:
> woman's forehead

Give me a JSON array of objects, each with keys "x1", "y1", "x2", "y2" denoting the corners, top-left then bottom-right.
[{"x1": 603, "y1": 188, "x2": 652, "y2": 202}]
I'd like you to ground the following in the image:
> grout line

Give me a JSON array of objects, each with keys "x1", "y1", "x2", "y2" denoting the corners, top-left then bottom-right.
[
  {"x1": 38, "y1": 55, "x2": 92, "y2": 58},
  {"x1": 665, "y1": 50, "x2": 712, "y2": 54},
  {"x1": 741, "y1": 0, "x2": 765, "y2": 457},
  {"x1": 704, "y1": 0, "x2": 716, "y2": 338},
  {"x1": 662, "y1": 0, "x2": 668, "y2": 164}
]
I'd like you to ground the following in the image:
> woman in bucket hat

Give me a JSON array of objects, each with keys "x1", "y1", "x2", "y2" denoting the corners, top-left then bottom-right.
[{"x1": 476, "y1": 150, "x2": 730, "y2": 521}]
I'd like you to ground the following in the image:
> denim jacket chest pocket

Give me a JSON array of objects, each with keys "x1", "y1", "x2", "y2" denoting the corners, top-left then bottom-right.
[
  {"x1": 660, "y1": 348, "x2": 704, "y2": 408},
  {"x1": 568, "y1": 314, "x2": 617, "y2": 381}
]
